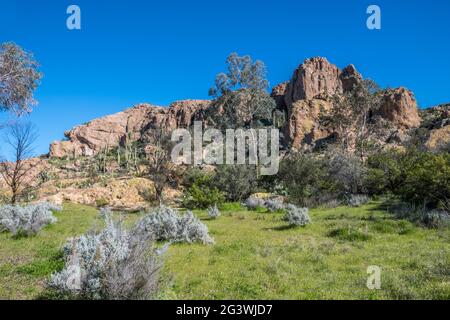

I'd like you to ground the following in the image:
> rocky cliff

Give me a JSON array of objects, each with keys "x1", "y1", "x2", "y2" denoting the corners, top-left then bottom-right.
[{"x1": 49, "y1": 57, "x2": 436, "y2": 158}]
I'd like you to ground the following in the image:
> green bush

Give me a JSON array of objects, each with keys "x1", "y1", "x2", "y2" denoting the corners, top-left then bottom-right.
[{"x1": 211, "y1": 165, "x2": 259, "y2": 201}]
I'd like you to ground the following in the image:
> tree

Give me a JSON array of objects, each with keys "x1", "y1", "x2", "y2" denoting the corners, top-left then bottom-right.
[
  {"x1": 0, "y1": 42, "x2": 42, "y2": 116},
  {"x1": 320, "y1": 79, "x2": 384, "y2": 160},
  {"x1": 144, "y1": 129, "x2": 176, "y2": 203},
  {"x1": 0, "y1": 122, "x2": 39, "y2": 204},
  {"x1": 207, "y1": 53, "x2": 276, "y2": 129}
]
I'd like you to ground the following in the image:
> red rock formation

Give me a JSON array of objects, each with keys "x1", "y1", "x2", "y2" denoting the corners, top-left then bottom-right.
[
  {"x1": 379, "y1": 87, "x2": 421, "y2": 129},
  {"x1": 50, "y1": 100, "x2": 211, "y2": 158}
]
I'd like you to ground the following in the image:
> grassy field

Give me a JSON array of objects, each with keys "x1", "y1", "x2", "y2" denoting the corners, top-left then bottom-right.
[{"x1": 0, "y1": 202, "x2": 449, "y2": 300}]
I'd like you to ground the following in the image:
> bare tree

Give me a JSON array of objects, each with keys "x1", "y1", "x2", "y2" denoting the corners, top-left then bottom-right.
[
  {"x1": 0, "y1": 42, "x2": 42, "y2": 116},
  {"x1": 0, "y1": 122, "x2": 39, "y2": 204},
  {"x1": 144, "y1": 129, "x2": 176, "y2": 204}
]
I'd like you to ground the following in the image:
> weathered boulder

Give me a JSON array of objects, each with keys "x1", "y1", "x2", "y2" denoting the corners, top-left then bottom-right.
[{"x1": 379, "y1": 87, "x2": 421, "y2": 129}]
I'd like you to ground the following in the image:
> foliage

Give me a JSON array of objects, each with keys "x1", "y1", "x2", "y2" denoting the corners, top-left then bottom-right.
[
  {"x1": 207, "y1": 205, "x2": 221, "y2": 219},
  {"x1": 207, "y1": 52, "x2": 276, "y2": 129},
  {"x1": 278, "y1": 152, "x2": 332, "y2": 206},
  {"x1": 182, "y1": 168, "x2": 224, "y2": 209},
  {"x1": 211, "y1": 165, "x2": 259, "y2": 201},
  {"x1": 182, "y1": 183, "x2": 225, "y2": 210},
  {"x1": 344, "y1": 194, "x2": 370, "y2": 207},
  {"x1": 0, "y1": 42, "x2": 43, "y2": 115},
  {"x1": 0, "y1": 202, "x2": 60, "y2": 237},
  {"x1": 244, "y1": 197, "x2": 266, "y2": 211},
  {"x1": 327, "y1": 225, "x2": 371, "y2": 241},
  {"x1": 95, "y1": 198, "x2": 109, "y2": 208},
  {"x1": 264, "y1": 198, "x2": 285, "y2": 212},
  {"x1": 134, "y1": 206, "x2": 214, "y2": 244},
  {"x1": 283, "y1": 204, "x2": 310, "y2": 227},
  {"x1": 48, "y1": 210, "x2": 164, "y2": 299}
]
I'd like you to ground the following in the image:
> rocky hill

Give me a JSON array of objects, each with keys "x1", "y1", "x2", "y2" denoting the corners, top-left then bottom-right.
[
  {"x1": 49, "y1": 57, "x2": 437, "y2": 158},
  {"x1": 2, "y1": 56, "x2": 449, "y2": 210}
]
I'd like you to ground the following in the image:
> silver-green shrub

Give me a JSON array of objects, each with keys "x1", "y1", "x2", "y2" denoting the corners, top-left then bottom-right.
[
  {"x1": 244, "y1": 197, "x2": 266, "y2": 210},
  {"x1": 134, "y1": 206, "x2": 213, "y2": 244},
  {"x1": 345, "y1": 194, "x2": 370, "y2": 207},
  {"x1": 284, "y1": 204, "x2": 311, "y2": 227},
  {"x1": 48, "y1": 212, "x2": 164, "y2": 300},
  {"x1": 264, "y1": 198, "x2": 285, "y2": 212},
  {"x1": 0, "y1": 202, "x2": 60, "y2": 236},
  {"x1": 207, "y1": 205, "x2": 221, "y2": 219}
]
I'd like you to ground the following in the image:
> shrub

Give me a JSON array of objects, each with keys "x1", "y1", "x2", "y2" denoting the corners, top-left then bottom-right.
[
  {"x1": 182, "y1": 184, "x2": 225, "y2": 209},
  {"x1": 398, "y1": 151, "x2": 450, "y2": 209},
  {"x1": 264, "y1": 198, "x2": 285, "y2": 212},
  {"x1": 327, "y1": 225, "x2": 370, "y2": 241},
  {"x1": 279, "y1": 153, "x2": 329, "y2": 206},
  {"x1": 244, "y1": 197, "x2": 266, "y2": 210},
  {"x1": 0, "y1": 202, "x2": 60, "y2": 237},
  {"x1": 421, "y1": 210, "x2": 450, "y2": 229},
  {"x1": 95, "y1": 198, "x2": 109, "y2": 208},
  {"x1": 344, "y1": 194, "x2": 370, "y2": 207},
  {"x1": 134, "y1": 206, "x2": 214, "y2": 244},
  {"x1": 283, "y1": 204, "x2": 310, "y2": 227},
  {"x1": 211, "y1": 165, "x2": 259, "y2": 201},
  {"x1": 48, "y1": 212, "x2": 164, "y2": 300},
  {"x1": 207, "y1": 205, "x2": 221, "y2": 219}
]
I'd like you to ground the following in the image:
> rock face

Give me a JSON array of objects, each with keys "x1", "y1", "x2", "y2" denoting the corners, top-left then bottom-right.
[
  {"x1": 281, "y1": 57, "x2": 363, "y2": 149},
  {"x1": 379, "y1": 88, "x2": 421, "y2": 129},
  {"x1": 49, "y1": 57, "x2": 426, "y2": 156},
  {"x1": 50, "y1": 100, "x2": 211, "y2": 158},
  {"x1": 276, "y1": 57, "x2": 422, "y2": 149},
  {"x1": 285, "y1": 57, "x2": 345, "y2": 106}
]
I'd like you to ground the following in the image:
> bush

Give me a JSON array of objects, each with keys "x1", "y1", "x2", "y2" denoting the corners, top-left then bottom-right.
[
  {"x1": 279, "y1": 153, "x2": 329, "y2": 206},
  {"x1": 264, "y1": 198, "x2": 285, "y2": 212},
  {"x1": 134, "y1": 206, "x2": 214, "y2": 244},
  {"x1": 182, "y1": 184, "x2": 224, "y2": 209},
  {"x1": 211, "y1": 165, "x2": 259, "y2": 201},
  {"x1": 325, "y1": 152, "x2": 367, "y2": 195},
  {"x1": 0, "y1": 202, "x2": 60, "y2": 237},
  {"x1": 207, "y1": 205, "x2": 220, "y2": 219},
  {"x1": 244, "y1": 197, "x2": 266, "y2": 210},
  {"x1": 397, "y1": 151, "x2": 450, "y2": 209},
  {"x1": 327, "y1": 226, "x2": 370, "y2": 241},
  {"x1": 344, "y1": 194, "x2": 370, "y2": 207},
  {"x1": 48, "y1": 211, "x2": 164, "y2": 299},
  {"x1": 283, "y1": 204, "x2": 310, "y2": 227},
  {"x1": 95, "y1": 198, "x2": 109, "y2": 208},
  {"x1": 368, "y1": 149, "x2": 450, "y2": 209}
]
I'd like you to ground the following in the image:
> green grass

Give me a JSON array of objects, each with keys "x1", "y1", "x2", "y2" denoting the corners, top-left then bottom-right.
[{"x1": 0, "y1": 202, "x2": 449, "y2": 300}]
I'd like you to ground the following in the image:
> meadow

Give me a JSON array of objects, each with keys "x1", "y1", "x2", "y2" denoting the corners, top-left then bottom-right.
[{"x1": 0, "y1": 202, "x2": 449, "y2": 300}]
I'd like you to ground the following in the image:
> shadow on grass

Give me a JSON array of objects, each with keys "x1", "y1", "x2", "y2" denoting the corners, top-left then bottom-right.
[{"x1": 263, "y1": 224, "x2": 301, "y2": 231}]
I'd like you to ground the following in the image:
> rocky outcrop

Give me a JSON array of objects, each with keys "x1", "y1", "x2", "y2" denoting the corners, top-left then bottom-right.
[
  {"x1": 379, "y1": 87, "x2": 421, "y2": 129},
  {"x1": 280, "y1": 57, "x2": 363, "y2": 149},
  {"x1": 276, "y1": 58, "x2": 422, "y2": 149},
  {"x1": 50, "y1": 100, "x2": 211, "y2": 158}
]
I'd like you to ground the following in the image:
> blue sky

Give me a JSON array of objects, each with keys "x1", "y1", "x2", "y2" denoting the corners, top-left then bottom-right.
[{"x1": 1, "y1": 0, "x2": 449, "y2": 155}]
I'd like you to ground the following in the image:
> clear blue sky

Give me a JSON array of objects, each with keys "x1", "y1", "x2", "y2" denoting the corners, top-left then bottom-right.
[{"x1": 1, "y1": 0, "x2": 449, "y2": 155}]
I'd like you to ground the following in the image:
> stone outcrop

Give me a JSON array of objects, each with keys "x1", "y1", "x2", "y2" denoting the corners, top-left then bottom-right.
[
  {"x1": 379, "y1": 87, "x2": 421, "y2": 129},
  {"x1": 276, "y1": 57, "x2": 422, "y2": 149},
  {"x1": 50, "y1": 100, "x2": 211, "y2": 158},
  {"x1": 49, "y1": 57, "x2": 429, "y2": 156}
]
